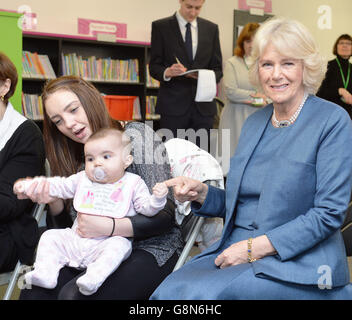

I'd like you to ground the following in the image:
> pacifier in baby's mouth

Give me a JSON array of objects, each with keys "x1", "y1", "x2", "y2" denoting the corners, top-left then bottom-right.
[{"x1": 93, "y1": 167, "x2": 106, "y2": 181}]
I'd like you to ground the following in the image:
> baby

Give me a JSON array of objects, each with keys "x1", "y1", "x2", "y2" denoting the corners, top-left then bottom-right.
[{"x1": 14, "y1": 127, "x2": 168, "y2": 295}]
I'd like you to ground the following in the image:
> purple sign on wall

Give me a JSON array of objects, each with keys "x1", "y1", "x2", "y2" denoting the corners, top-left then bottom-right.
[{"x1": 78, "y1": 18, "x2": 127, "y2": 38}]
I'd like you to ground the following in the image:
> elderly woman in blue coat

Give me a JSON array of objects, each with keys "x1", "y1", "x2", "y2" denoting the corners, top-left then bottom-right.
[{"x1": 151, "y1": 17, "x2": 352, "y2": 299}]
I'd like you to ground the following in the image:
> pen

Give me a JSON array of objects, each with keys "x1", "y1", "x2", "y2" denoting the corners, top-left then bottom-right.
[{"x1": 175, "y1": 56, "x2": 182, "y2": 65}]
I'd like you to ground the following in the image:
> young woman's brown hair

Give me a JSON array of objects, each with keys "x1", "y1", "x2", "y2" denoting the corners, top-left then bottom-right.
[{"x1": 41, "y1": 76, "x2": 123, "y2": 177}]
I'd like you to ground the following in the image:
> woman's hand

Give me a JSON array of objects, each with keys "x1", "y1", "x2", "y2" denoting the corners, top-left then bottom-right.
[
  {"x1": 249, "y1": 92, "x2": 269, "y2": 106},
  {"x1": 164, "y1": 176, "x2": 208, "y2": 204},
  {"x1": 76, "y1": 213, "x2": 134, "y2": 238},
  {"x1": 76, "y1": 213, "x2": 112, "y2": 238},
  {"x1": 338, "y1": 88, "x2": 352, "y2": 104},
  {"x1": 214, "y1": 240, "x2": 248, "y2": 268},
  {"x1": 214, "y1": 235, "x2": 277, "y2": 269}
]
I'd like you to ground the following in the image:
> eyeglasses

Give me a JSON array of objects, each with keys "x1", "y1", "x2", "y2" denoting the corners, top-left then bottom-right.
[{"x1": 338, "y1": 41, "x2": 352, "y2": 46}]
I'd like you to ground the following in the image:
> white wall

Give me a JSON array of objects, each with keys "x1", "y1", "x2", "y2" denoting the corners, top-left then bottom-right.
[
  {"x1": 272, "y1": 0, "x2": 352, "y2": 61},
  {"x1": 2, "y1": 0, "x2": 352, "y2": 68}
]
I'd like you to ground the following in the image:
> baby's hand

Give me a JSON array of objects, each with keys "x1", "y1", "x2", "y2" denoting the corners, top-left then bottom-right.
[
  {"x1": 13, "y1": 177, "x2": 45, "y2": 199},
  {"x1": 13, "y1": 179, "x2": 26, "y2": 194},
  {"x1": 13, "y1": 178, "x2": 34, "y2": 199},
  {"x1": 152, "y1": 182, "x2": 168, "y2": 199}
]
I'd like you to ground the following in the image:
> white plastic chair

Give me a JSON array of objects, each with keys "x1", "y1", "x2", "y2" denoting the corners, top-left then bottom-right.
[
  {"x1": 2, "y1": 159, "x2": 50, "y2": 300},
  {"x1": 164, "y1": 138, "x2": 224, "y2": 272}
]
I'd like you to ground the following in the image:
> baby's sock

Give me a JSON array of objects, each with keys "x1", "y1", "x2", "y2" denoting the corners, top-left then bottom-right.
[
  {"x1": 25, "y1": 268, "x2": 58, "y2": 289},
  {"x1": 76, "y1": 272, "x2": 101, "y2": 295},
  {"x1": 77, "y1": 272, "x2": 105, "y2": 295}
]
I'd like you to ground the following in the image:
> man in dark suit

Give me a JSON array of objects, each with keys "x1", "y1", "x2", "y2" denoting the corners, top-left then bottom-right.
[{"x1": 149, "y1": 0, "x2": 223, "y2": 151}]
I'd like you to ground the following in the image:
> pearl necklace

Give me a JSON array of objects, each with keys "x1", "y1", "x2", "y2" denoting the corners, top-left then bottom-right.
[{"x1": 272, "y1": 94, "x2": 308, "y2": 128}]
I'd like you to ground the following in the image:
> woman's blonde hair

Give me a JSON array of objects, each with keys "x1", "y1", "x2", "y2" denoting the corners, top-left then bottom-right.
[{"x1": 248, "y1": 17, "x2": 326, "y2": 94}]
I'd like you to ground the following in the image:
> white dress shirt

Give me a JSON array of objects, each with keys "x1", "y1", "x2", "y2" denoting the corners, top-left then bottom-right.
[
  {"x1": 175, "y1": 10, "x2": 198, "y2": 61},
  {"x1": 163, "y1": 11, "x2": 198, "y2": 81}
]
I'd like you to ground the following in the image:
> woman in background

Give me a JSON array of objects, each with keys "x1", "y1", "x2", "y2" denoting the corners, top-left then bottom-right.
[
  {"x1": 218, "y1": 22, "x2": 268, "y2": 175},
  {"x1": 317, "y1": 34, "x2": 352, "y2": 119},
  {"x1": 0, "y1": 52, "x2": 45, "y2": 272}
]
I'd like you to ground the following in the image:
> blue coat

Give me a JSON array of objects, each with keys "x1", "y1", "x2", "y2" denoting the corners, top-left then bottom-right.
[{"x1": 193, "y1": 95, "x2": 352, "y2": 287}]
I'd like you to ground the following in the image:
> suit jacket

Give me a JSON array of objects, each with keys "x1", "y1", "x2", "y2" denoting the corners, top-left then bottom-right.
[
  {"x1": 149, "y1": 14, "x2": 223, "y2": 117},
  {"x1": 192, "y1": 95, "x2": 352, "y2": 287}
]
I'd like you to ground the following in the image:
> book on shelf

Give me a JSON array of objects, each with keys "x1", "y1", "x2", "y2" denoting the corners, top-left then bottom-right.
[
  {"x1": 22, "y1": 51, "x2": 56, "y2": 79},
  {"x1": 146, "y1": 64, "x2": 159, "y2": 88},
  {"x1": 145, "y1": 95, "x2": 160, "y2": 120},
  {"x1": 132, "y1": 96, "x2": 142, "y2": 120},
  {"x1": 22, "y1": 93, "x2": 44, "y2": 120},
  {"x1": 61, "y1": 53, "x2": 140, "y2": 83}
]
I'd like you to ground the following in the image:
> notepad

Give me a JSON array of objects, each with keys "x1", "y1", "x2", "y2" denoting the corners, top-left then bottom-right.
[
  {"x1": 177, "y1": 69, "x2": 216, "y2": 102},
  {"x1": 195, "y1": 69, "x2": 216, "y2": 102}
]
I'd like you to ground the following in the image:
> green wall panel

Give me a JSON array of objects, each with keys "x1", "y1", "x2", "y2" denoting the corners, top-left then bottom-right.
[{"x1": 0, "y1": 11, "x2": 23, "y2": 113}]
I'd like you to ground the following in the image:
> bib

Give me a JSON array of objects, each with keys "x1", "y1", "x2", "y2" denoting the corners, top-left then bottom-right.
[{"x1": 73, "y1": 172, "x2": 141, "y2": 218}]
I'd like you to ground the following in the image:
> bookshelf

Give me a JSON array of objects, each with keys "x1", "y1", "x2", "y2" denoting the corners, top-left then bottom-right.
[
  {"x1": 145, "y1": 49, "x2": 159, "y2": 123},
  {"x1": 21, "y1": 31, "x2": 159, "y2": 121}
]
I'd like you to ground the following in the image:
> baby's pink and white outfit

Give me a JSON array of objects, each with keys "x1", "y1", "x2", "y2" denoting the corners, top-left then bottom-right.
[{"x1": 24, "y1": 171, "x2": 167, "y2": 295}]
